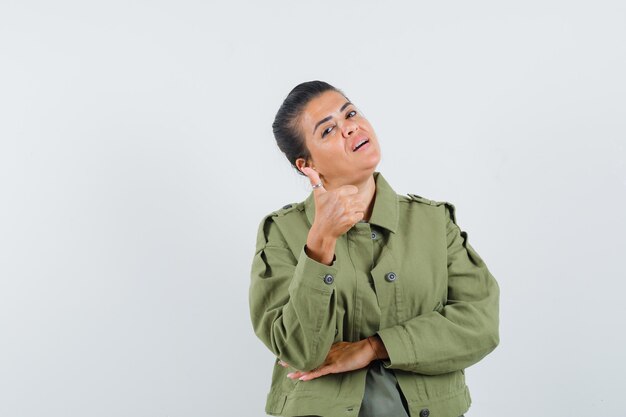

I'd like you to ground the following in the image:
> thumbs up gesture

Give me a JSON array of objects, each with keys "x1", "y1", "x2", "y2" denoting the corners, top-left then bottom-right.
[{"x1": 300, "y1": 167, "x2": 367, "y2": 241}]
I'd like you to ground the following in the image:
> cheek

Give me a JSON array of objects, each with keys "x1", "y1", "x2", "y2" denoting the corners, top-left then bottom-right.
[
  {"x1": 359, "y1": 118, "x2": 373, "y2": 131},
  {"x1": 311, "y1": 142, "x2": 335, "y2": 162}
]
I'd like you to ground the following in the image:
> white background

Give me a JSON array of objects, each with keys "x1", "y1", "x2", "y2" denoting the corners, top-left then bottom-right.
[{"x1": 1, "y1": 1, "x2": 625, "y2": 416}]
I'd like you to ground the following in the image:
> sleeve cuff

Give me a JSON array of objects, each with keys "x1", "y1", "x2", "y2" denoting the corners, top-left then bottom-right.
[
  {"x1": 288, "y1": 244, "x2": 338, "y2": 294},
  {"x1": 376, "y1": 327, "x2": 414, "y2": 370}
]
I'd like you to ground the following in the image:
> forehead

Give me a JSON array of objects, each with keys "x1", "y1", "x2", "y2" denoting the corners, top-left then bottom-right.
[{"x1": 300, "y1": 90, "x2": 350, "y2": 127}]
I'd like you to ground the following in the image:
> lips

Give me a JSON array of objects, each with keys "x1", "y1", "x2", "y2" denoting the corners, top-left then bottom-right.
[{"x1": 351, "y1": 136, "x2": 369, "y2": 152}]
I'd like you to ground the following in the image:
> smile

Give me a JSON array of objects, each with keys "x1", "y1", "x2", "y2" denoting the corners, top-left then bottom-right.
[{"x1": 353, "y1": 139, "x2": 369, "y2": 152}]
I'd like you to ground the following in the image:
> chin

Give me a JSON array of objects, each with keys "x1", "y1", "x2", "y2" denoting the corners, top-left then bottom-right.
[
  {"x1": 366, "y1": 154, "x2": 382, "y2": 168},
  {"x1": 359, "y1": 165, "x2": 379, "y2": 177}
]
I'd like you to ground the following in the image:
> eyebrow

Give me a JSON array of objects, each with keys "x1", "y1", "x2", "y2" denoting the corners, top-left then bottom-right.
[{"x1": 312, "y1": 101, "x2": 353, "y2": 135}]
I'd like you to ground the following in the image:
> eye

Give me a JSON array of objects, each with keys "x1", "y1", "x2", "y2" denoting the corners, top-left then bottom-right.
[
  {"x1": 321, "y1": 110, "x2": 357, "y2": 138},
  {"x1": 321, "y1": 126, "x2": 334, "y2": 138}
]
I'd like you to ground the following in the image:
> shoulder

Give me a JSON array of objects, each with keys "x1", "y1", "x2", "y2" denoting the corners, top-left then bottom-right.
[
  {"x1": 255, "y1": 201, "x2": 305, "y2": 244},
  {"x1": 259, "y1": 201, "x2": 304, "y2": 222},
  {"x1": 404, "y1": 193, "x2": 458, "y2": 224}
]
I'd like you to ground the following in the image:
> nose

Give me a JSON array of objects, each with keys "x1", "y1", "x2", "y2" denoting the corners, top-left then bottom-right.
[{"x1": 342, "y1": 118, "x2": 358, "y2": 138}]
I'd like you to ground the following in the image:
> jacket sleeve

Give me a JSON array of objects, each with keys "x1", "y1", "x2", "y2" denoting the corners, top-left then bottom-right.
[
  {"x1": 375, "y1": 202, "x2": 500, "y2": 375},
  {"x1": 248, "y1": 213, "x2": 338, "y2": 372}
]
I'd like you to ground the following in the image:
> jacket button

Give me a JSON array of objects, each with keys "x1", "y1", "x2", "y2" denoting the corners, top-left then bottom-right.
[
  {"x1": 419, "y1": 409, "x2": 430, "y2": 417},
  {"x1": 323, "y1": 274, "x2": 334, "y2": 284},
  {"x1": 384, "y1": 272, "x2": 397, "y2": 282}
]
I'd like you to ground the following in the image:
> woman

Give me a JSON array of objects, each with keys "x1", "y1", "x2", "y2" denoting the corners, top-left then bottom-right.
[{"x1": 249, "y1": 81, "x2": 500, "y2": 417}]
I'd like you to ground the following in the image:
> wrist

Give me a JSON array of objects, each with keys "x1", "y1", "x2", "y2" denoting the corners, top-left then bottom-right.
[
  {"x1": 366, "y1": 337, "x2": 379, "y2": 361},
  {"x1": 366, "y1": 335, "x2": 388, "y2": 361},
  {"x1": 308, "y1": 223, "x2": 336, "y2": 246},
  {"x1": 306, "y1": 226, "x2": 336, "y2": 265}
]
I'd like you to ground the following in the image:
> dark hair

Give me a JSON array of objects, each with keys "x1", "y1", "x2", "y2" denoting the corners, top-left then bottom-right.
[{"x1": 272, "y1": 80, "x2": 348, "y2": 176}]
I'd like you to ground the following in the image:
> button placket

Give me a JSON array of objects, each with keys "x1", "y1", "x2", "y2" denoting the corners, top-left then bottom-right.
[{"x1": 347, "y1": 221, "x2": 375, "y2": 341}]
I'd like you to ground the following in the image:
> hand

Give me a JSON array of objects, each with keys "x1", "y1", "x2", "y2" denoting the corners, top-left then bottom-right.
[
  {"x1": 277, "y1": 339, "x2": 376, "y2": 382},
  {"x1": 300, "y1": 167, "x2": 367, "y2": 239}
]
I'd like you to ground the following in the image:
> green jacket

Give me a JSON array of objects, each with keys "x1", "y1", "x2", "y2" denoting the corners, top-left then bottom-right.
[{"x1": 249, "y1": 171, "x2": 500, "y2": 417}]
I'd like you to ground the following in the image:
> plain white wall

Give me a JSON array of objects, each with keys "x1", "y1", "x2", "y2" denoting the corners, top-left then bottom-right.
[{"x1": 1, "y1": 1, "x2": 625, "y2": 416}]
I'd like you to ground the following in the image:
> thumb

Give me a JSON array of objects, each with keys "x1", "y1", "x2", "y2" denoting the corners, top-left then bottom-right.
[{"x1": 300, "y1": 167, "x2": 326, "y2": 194}]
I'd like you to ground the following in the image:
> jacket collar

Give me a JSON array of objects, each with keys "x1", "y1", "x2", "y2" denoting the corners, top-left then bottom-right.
[{"x1": 304, "y1": 171, "x2": 399, "y2": 234}]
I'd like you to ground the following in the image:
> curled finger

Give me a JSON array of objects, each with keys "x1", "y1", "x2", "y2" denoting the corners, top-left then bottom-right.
[
  {"x1": 287, "y1": 370, "x2": 306, "y2": 380},
  {"x1": 299, "y1": 364, "x2": 333, "y2": 381}
]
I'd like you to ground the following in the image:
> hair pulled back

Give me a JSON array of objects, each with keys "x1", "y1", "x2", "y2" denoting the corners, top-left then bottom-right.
[{"x1": 272, "y1": 80, "x2": 348, "y2": 176}]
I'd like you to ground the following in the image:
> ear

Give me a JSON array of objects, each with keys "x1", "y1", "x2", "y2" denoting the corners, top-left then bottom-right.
[
  {"x1": 295, "y1": 158, "x2": 306, "y2": 173},
  {"x1": 295, "y1": 157, "x2": 314, "y2": 173}
]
